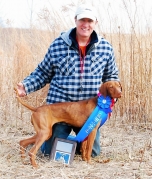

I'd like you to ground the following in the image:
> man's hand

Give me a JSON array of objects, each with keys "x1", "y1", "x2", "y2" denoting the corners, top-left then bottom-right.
[{"x1": 16, "y1": 82, "x2": 26, "y2": 97}]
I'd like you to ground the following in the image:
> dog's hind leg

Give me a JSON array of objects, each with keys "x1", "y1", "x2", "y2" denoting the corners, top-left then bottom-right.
[
  {"x1": 28, "y1": 129, "x2": 52, "y2": 168},
  {"x1": 20, "y1": 134, "x2": 37, "y2": 159}
]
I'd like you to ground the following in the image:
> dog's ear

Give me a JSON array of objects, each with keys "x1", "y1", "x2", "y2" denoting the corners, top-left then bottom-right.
[{"x1": 99, "y1": 83, "x2": 107, "y2": 97}]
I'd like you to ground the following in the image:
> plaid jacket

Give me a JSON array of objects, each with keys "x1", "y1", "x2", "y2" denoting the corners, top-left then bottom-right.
[{"x1": 22, "y1": 28, "x2": 119, "y2": 104}]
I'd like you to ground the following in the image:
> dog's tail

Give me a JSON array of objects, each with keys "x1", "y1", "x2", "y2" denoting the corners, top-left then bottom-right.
[{"x1": 14, "y1": 88, "x2": 37, "y2": 112}]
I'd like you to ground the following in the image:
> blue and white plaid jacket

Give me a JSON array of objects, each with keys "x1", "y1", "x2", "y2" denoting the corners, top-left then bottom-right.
[{"x1": 22, "y1": 28, "x2": 119, "y2": 104}]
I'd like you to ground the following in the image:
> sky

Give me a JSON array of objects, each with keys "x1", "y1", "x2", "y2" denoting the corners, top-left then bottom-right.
[
  {"x1": 0, "y1": 0, "x2": 152, "y2": 33},
  {"x1": 0, "y1": 0, "x2": 75, "y2": 28}
]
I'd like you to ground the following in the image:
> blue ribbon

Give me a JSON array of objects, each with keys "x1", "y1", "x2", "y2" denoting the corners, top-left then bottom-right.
[{"x1": 67, "y1": 95, "x2": 112, "y2": 142}]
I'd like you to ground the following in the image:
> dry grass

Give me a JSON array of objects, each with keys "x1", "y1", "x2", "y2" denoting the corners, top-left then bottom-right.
[
  {"x1": 0, "y1": 120, "x2": 152, "y2": 179},
  {"x1": 0, "y1": 1, "x2": 152, "y2": 178}
]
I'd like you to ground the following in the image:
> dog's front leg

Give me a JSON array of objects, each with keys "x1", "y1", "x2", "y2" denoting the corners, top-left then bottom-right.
[
  {"x1": 81, "y1": 139, "x2": 87, "y2": 161},
  {"x1": 85, "y1": 122, "x2": 100, "y2": 163}
]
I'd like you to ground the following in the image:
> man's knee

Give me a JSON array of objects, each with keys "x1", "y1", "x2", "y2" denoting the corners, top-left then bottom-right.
[
  {"x1": 75, "y1": 129, "x2": 101, "y2": 157},
  {"x1": 92, "y1": 129, "x2": 101, "y2": 157}
]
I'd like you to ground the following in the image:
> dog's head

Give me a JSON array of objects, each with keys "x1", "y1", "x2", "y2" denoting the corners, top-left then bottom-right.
[{"x1": 99, "y1": 81, "x2": 122, "y2": 99}]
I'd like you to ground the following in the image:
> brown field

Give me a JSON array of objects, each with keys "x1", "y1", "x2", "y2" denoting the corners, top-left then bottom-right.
[{"x1": 0, "y1": 2, "x2": 152, "y2": 178}]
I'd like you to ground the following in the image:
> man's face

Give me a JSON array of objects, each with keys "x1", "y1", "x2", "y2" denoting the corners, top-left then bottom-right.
[{"x1": 75, "y1": 18, "x2": 97, "y2": 37}]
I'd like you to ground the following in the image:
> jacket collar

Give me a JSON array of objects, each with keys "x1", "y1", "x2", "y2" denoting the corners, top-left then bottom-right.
[
  {"x1": 60, "y1": 28, "x2": 100, "y2": 51},
  {"x1": 69, "y1": 28, "x2": 98, "y2": 50}
]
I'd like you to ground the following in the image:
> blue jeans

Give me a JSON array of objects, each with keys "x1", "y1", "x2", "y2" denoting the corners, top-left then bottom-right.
[{"x1": 41, "y1": 123, "x2": 101, "y2": 157}]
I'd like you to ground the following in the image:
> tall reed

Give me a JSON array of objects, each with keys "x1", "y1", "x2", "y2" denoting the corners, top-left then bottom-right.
[{"x1": 0, "y1": 1, "x2": 151, "y2": 131}]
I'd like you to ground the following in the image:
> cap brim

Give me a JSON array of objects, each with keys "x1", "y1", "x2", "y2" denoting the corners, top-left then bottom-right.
[{"x1": 77, "y1": 13, "x2": 96, "y2": 21}]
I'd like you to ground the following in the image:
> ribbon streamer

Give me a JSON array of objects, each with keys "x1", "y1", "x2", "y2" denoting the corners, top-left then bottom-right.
[{"x1": 68, "y1": 95, "x2": 112, "y2": 142}]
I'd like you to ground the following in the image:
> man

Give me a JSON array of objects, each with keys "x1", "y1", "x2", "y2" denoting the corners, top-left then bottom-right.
[{"x1": 16, "y1": 3, "x2": 119, "y2": 157}]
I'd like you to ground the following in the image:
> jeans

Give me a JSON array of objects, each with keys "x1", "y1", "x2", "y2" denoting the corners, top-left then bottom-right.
[{"x1": 41, "y1": 123, "x2": 101, "y2": 157}]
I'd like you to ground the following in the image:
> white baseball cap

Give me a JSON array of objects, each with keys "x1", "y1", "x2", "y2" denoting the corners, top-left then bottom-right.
[{"x1": 75, "y1": 4, "x2": 97, "y2": 21}]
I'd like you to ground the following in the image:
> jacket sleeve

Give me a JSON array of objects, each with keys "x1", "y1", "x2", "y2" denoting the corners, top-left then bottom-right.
[
  {"x1": 22, "y1": 47, "x2": 53, "y2": 94},
  {"x1": 102, "y1": 47, "x2": 119, "y2": 83}
]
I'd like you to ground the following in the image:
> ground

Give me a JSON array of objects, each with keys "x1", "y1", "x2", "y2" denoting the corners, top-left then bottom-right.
[{"x1": 0, "y1": 119, "x2": 151, "y2": 179}]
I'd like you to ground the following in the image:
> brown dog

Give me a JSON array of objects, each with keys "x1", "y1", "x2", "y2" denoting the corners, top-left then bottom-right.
[{"x1": 15, "y1": 81, "x2": 122, "y2": 167}]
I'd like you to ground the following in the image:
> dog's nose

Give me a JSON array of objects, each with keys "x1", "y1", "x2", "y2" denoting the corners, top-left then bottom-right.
[
  {"x1": 118, "y1": 91, "x2": 122, "y2": 97},
  {"x1": 116, "y1": 88, "x2": 122, "y2": 97}
]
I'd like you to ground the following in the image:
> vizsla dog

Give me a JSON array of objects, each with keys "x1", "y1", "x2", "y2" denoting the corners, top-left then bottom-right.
[{"x1": 15, "y1": 81, "x2": 122, "y2": 167}]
